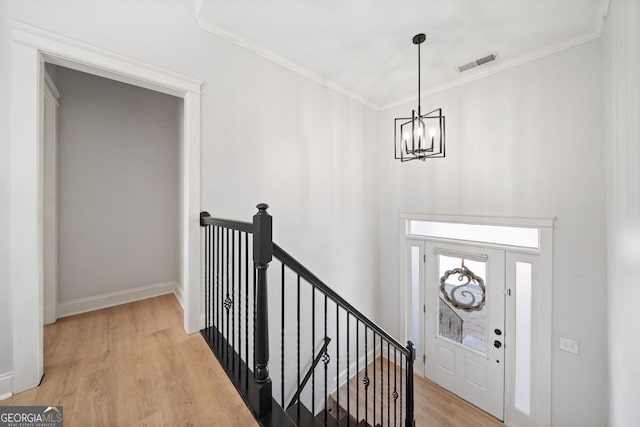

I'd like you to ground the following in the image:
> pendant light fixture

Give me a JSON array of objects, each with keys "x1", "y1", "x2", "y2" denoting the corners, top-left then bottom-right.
[{"x1": 394, "y1": 33, "x2": 446, "y2": 161}]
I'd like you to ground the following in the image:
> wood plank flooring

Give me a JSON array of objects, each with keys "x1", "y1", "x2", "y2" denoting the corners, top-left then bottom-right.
[
  {"x1": 329, "y1": 357, "x2": 504, "y2": 427},
  {"x1": 0, "y1": 294, "x2": 258, "y2": 427},
  {"x1": 2, "y1": 294, "x2": 504, "y2": 426}
]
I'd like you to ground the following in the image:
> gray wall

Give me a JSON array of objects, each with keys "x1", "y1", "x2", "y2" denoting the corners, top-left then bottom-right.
[{"x1": 51, "y1": 65, "x2": 180, "y2": 303}]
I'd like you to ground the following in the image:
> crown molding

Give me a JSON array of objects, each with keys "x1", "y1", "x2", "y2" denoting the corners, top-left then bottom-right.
[
  {"x1": 380, "y1": 28, "x2": 604, "y2": 110},
  {"x1": 197, "y1": 3, "x2": 610, "y2": 112},
  {"x1": 196, "y1": 16, "x2": 381, "y2": 110}
]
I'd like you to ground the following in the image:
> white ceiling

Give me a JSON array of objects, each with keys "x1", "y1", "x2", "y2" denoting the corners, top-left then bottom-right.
[{"x1": 197, "y1": 0, "x2": 606, "y2": 109}]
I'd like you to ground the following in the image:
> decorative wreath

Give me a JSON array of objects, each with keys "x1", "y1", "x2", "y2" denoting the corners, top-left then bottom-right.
[{"x1": 439, "y1": 263, "x2": 486, "y2": 312}]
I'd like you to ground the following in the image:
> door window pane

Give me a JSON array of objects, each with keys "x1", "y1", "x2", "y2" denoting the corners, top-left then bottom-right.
[
  {"x1": 410, "y1": 220, "x2": 539, "y2": 249},
  {"x1": 438, "y1": 255, "x2": 487, "y2": 354},
  {"x1": 410, "y1": 246, "x2": 421, "y2": 357},
  {"x1": 515, "y1": 262, "x2": 532, "y2": 414}
]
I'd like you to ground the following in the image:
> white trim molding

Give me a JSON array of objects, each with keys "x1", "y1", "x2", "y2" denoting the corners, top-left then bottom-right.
[
  {"x1": 10, "y1": 21, "x2": 202, "y2": 97},
  {"x1": 0, "y1": 372, "x2": 13, "y2": 400},
  {"x1": 381, "y1": 28, "x2": 606, "y2": 110},
  {"x1": 194, "y1": 4, "x2": 609, "y2": 112},
  {"x1": 42, "y1": 71, "x2": 59, "y2": 326},
  {"x1": 57, "y1": 282, "x2": 179, "y2": 318},
  {"x1": 196, "y1": 16, "x2": 380, "y2": 110}
]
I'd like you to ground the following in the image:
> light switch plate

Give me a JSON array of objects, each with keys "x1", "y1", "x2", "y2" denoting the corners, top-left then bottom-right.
[{"x1": 560, "y1": 337, "x2": 579, "y2": 354}]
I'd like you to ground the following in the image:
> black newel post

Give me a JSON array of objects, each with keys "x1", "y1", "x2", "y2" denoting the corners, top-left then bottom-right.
[
  {"x1": 405, "y1": 341, "x2": 416, "y2": 427},
  {"x1": 250, "y1": 203, "x2": 273, "y2": 417}
]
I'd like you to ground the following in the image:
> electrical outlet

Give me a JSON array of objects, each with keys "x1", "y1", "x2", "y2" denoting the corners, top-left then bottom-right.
[{"x1": 559, "y1": 337, "x2": 579, "y2": 354}]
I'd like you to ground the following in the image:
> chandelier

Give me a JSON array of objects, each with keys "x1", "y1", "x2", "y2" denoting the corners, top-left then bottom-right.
[{"x1": 394, "y1": 33, "x2": 446, "y2": 161}]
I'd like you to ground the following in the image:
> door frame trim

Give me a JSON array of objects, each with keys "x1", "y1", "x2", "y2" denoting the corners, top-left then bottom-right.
[
  {"x1": 9, "y1": 21, "x2": 202, "y2": 394},
  {"x1": 400, "y1": 214, "x2": 553, "y2": 427}
]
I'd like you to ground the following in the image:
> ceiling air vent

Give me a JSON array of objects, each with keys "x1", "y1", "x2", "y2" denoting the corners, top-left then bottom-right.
[{"x1": 457, "y1": 52, "x2": 498, "y2": 72}]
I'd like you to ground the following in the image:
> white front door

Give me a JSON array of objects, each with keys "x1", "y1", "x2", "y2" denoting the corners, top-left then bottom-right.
[{"x1": 424, "y1": 241, "x2": 505, "y2": 420}]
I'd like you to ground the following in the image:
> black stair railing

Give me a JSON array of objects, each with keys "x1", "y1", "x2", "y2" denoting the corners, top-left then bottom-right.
[
  {"x1": 200, "y1": 204, "x2": 416, "y2": 427},
  {"x1": 287, "y1": 336, "x2": 331, "y2": 410},
  {"x1": 200, "y1": 206, "x2": 272, "y2": 419}
]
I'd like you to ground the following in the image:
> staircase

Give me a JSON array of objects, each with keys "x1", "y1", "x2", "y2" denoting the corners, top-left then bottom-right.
[{"x1": 200, "y1": 204, "x2": 415, "y2": 427}]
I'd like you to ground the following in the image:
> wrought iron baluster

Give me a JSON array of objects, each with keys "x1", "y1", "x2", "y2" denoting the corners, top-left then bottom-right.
[
  {"x1": 356, "y1": 320, "x2": 360, "y2": 425},
  {"x1": 374, "y1": 331, "x2": 377, "y2": 427},
  {"x1": 205, "y1": 225, "x2": 208, "y2": 332},
  {"x1": 381, "y1": 335, "x2": 384, "y2": 425},
  {"x1": 210, "y1": 226, "x2": 213, "y2": 332},
  {"x1": 252, "y1": 263, "x2": 256, "y2": 373},
  {"x1": 245, "y1": 231, "x2": 249, "y2": 392},
  {"x1": 394, "y1": 347, "x2": 397, "y2": 427},
  {"x1": 296, "y1": 274, "x2": 301, "y2": 420},
  {"x1": 237, "y1": 230, "x2": 242, "y2": 382},
  {"x1": 220, "y1": 227, "x2": 225, "y2": 354},
  {"x1": 364, "y1": 326, "x2": 368, "y2": 426},
  {"x1": 336, "y1": 303, "x2": 339, "y2": 424},
  {"x1": 231, "y1": 229, "x2": 235, "y2": 374},
  {"x1": 216, "y1": 225, "x2": 221, "y2": 351},
  {"x1": 311, "y1": 284, "x2": 315, "y2": 415},
  {"x1": 225, "y1": 227, "x2": 230, "y2": 365},
  {"x1": 281, "y1": 262, "x2": 285, "y2": 408},
  {"x1": 346, "y1": 312, "x2": 350, "y2": 427},
  {"x1": 400, "y1": 354, "x2": 403, "y2": 424},
  {"x1": 324, "y1": 294, "x2": 328, "y2": 426},
  {"x1": 388, "y1": 340, "x2": 391, "y2": 426}
]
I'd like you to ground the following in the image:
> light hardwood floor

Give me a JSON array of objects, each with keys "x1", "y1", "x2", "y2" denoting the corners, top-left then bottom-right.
[
  {"x1": 0, "y1": 294, "x2": 258, "y2": 427},
  {"x1": 329, "y1": 357, "x2": 504, "y2": 427}
]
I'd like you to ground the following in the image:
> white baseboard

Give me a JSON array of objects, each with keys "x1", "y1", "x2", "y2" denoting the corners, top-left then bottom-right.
[
  {"x1": 0, "y1": 371, "x2": 13, "y2": 400},
  {"x1": 174, "y1": 283, "x2": 184, "y2": 308},
  {"x1": 57, "y1": 281, "x2": 178, "y2": 318}
]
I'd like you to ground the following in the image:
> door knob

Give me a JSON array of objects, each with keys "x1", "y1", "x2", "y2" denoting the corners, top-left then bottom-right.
[{"x1": 493, "y1": 340, "x2": 502, "y2": 349}]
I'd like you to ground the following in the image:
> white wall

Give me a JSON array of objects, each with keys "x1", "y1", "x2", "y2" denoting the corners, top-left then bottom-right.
[
  {"x1": 604, "y1": 1, "x2": 640, "y2": 425},
  {"x1": 0, "y1": 1, "x2": 14, "y2": 382},
  {"x1": 0, "y1": 0, "x2": 380, "y2": 391},
  {"x1": 49, "y1": 65, "x2": 180, "y2": 303},
  {"x1": 377, "y1": 41, "x2": 607, "y2": 426}
]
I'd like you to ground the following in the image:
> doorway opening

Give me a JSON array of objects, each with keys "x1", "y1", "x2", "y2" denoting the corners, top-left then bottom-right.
[
  {"x1": 402, "y1": 214, "x2": 553, "y2": 427},
  {"x1": 10, "y1": 22, "x2": 202, "y2": 395},
  {"x1": 42, "y1": 63, "x2": 182, "y2": 323}
]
